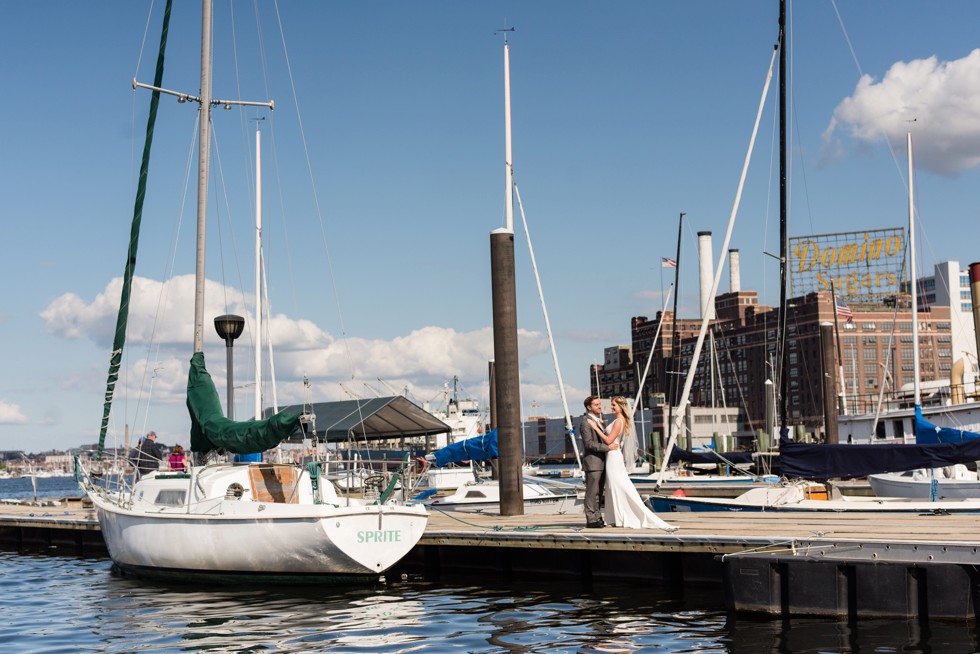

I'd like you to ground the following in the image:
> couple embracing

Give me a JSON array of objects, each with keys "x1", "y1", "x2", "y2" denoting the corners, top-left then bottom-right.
[{"x1": 580, "y1": 395, "x2": 676, "y2": 532}]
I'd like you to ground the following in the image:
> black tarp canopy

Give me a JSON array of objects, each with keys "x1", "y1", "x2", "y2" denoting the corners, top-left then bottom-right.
[{"x1": 270, "y1": 396, "x2": 450, "y2": 443}]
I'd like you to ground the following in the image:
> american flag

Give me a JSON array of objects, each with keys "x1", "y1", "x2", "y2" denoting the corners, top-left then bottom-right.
[
  {"x1": 661, "y1": 257, "x2": 677, "y2": 268},
  {"x1": 835, "y1": 297, "x2": 853, "y2": 323}
]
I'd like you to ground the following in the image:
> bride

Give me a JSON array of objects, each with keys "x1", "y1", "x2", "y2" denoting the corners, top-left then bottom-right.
[{"x1": 600, "y1": 396, "x2": 677, "y2": 531}]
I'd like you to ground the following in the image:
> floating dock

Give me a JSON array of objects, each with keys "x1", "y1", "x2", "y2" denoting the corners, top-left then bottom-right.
[{"x1": 2, "y1": 499, "x2": 977, "y2": 620}]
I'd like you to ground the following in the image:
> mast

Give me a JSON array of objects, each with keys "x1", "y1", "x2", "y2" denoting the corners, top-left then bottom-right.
[
  {"x1": 254, "y1": 127, "x2": 263, "y2": 420},
  {"x1": 193, "y1": 0, "x2": 213, "y2": 354},
  {"x1": 503, "y1": 33, "x2": 515, "y2": 233},
  {"x1": 909, "y1": 131, "x2": 920, "y2": 407},
  {"x1": 665, "y1": 212, "x2": 684, "y2": 451},
  {"x1": 777, "y1": 0, "x2": 789, "y2": 434}
]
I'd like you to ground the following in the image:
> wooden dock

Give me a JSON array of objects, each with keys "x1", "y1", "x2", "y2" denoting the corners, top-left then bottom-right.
[{"x1": 3, "y1": 499, "x2": 978, "y2": 620}]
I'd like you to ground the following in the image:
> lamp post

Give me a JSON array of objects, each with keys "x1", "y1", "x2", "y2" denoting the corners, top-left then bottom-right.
[{"x1": 214, "y1": 314, "x2": 245, "y2": 419}]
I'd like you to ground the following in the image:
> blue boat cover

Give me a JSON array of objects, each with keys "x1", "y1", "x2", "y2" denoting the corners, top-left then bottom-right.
[
  {"x1": 913, "y1": 405, "x2": 980, "y2": 444},
  {"x1": 433, "y1": 429, "x2": 498, "y2": 467},
  {"x1": 668, "y1": 448, "x2": 754, "y2": 465}
]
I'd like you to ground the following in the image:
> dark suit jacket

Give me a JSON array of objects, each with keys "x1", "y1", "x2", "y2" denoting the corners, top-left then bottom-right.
[{"x1": 579, "y1": 412, "x2": 609, "y2": 472}]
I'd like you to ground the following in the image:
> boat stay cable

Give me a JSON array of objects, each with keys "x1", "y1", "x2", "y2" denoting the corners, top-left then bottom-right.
[{"x1": 513, "y1": 181, "x2": 582, "y2": 469}]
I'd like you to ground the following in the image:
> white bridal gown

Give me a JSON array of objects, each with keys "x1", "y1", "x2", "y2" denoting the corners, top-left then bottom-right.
[{"x1": 603, "y1": 425, "x2": 677, "y2": 531}]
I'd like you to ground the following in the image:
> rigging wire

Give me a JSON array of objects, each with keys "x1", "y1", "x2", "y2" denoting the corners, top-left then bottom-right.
[
  {"x1": 657, "y1": 45, "x2": 779, "y2": 487},
  {"x1": 513, "y1": 181, "x2": 582, "y2": 468}
]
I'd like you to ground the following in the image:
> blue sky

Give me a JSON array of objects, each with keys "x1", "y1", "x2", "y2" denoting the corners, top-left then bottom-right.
[{"x1": 3, "y1": 1, "x2": 980, "y2": 453}]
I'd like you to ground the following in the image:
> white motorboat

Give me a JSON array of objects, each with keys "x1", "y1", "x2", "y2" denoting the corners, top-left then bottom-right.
[{"x1": 426, "y1": 478, "x2": 583, "y2": 515}]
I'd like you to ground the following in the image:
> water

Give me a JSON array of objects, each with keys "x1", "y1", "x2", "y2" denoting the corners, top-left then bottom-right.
[
  {"x1": 0, "y1": 475, "x2": 84, "y2": 501},
  {"x1": 2, "y1": 479, "x2": 979, "y2": 652}
]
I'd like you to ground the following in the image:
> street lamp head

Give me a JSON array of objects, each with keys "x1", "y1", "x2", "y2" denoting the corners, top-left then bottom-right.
[{"x1": 214, "y1": 314, "x2": 245, "y2": 346}]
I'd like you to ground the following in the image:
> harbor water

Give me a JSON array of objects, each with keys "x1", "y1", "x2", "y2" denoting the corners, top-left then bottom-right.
[{"x1": 2, "y1": 478, "x2": 979, "y2": 652}]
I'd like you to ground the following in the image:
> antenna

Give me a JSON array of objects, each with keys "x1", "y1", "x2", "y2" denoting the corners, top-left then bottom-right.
[{"x1": 494, "y1": 26, "x2": 516, "y2": 42}]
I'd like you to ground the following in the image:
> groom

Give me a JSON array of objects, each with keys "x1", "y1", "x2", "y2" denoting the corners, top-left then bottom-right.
[{"x1": 580, "y1": 395, "x2": 618, "y2": 528}]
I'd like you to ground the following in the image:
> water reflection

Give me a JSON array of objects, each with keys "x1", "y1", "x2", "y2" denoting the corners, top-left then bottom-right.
[
  {"x1": 728, "y1": 615, "x2": 979, "y2": 654},
  {"x1": 1, "y1": 552, "x2": 978, "y2": 653}
]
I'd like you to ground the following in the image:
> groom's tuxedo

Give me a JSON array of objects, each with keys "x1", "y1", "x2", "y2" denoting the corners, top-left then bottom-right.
[{"x1": 580, "y1": 411, "x2": 609, "y2": 526}]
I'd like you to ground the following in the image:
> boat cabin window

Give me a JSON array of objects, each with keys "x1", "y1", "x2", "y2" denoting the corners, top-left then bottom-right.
[
  {"x1": 893, "y1": 419, "x2": 905, "y2": 439},
  {"x1": 464, "y1": 490, "x2": 487, "y2": 499},
  {"x1": 225, "y1": 483, "x2": 245, "y2": 499},
  {"x1": 154, "y1": 490, "x2": 186, "y2": 506},
  {"x1": 875, "y1": 421, "x2": 886, "y2": 439}
]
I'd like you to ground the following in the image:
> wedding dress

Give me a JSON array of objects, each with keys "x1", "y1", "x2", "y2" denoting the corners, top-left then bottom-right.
[{"x1": 603, "y1": 420, "x2": 676, "y2": 531}]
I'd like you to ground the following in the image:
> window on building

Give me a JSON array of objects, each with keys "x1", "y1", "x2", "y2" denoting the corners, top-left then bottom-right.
[
  {"x1": 898, "y1": 322, "x2": 912, "y2": 332},
  {"x1": 901, "y1": 348, "x2": 914, "y2": 360},
  {"x1": 864, "y1": 349, "x2": 877, "y2": 361},
  {"x1": 862, "y1": 322, "x2": 876, "y2": 331}
]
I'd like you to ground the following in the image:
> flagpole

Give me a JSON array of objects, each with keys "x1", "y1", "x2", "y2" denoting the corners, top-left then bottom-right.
[{"x1": 830, "y1": 281, "x2": 847, "y2": 416}]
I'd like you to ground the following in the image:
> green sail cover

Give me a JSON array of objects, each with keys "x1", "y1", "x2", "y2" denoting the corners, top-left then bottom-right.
[
  {"x1": 97, "y1": 0, "x2": 173, "y2": 460},
  {"x1": 187, "y1": 352, "x2": 301, "y2": 455}
]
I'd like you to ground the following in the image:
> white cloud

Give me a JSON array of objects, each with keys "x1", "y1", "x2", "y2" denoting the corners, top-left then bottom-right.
[
  {"x1": 40, "y1": 275, "x2": 589, "y2": 423},
  {"x1": 0, "y1": 400, "x2": 28, "y2": 425},
  {"x1": 40, "y1": 275, "x2": 252, "y2": 348},
  {"x1": 824, "y1": 49, "x2": 980, "y2": 174},
  {"x1": 279, "y1": 325, "x2": 497, "y2": 382}
]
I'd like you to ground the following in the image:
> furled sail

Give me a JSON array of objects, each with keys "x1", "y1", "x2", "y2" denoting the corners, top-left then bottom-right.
[
  {"x1": 430, "y1": 429, "x2": 498, "y2": 467},
  {"x1": 668, "y1": 448, "x2": 753, "y2": 466},
  {"x1": 779, "y1": 435, "x2": 980, "y2": 480},
  {"x1": 97, "y1": 0, "x2": 173, "y2": 459},
  {"x1": 186, "y1": 352, "x2": 300, "y2": 455}
]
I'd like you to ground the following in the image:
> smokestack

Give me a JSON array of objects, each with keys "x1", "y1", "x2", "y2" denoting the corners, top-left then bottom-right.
[
  {"x1": 698, "y1": 231, "x2": 715, "y2": 319},
  {"x1": 729, "y1": 249, "x2": 741, "y2": 293},
  {"x1": 970, "y1": 262, "x2": 980, "y2": 366}
]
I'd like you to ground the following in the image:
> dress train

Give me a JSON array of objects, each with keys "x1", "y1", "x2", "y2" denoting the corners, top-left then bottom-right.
[{"x1": 603, "y1": 449, "x2": 676, "y2": 531}]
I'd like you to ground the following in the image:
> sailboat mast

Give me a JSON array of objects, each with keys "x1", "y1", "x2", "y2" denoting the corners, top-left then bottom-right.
[
  {"x1": 665, "y1": 212, "x2": 684, "y2": 448},
  {"x1": 777, "y1": 0, "x2": 789, "y2": 433},
  {"x1": 255, "y1": 127, "x2": 263, "y2": 420},
  {"x1": 503, "y1": 37, "x2": 515, "y2": 232},
  {"x1": 193, "y1": 0, "x2": 213, "y2": 354},
  {"x1": 908, "y1": 131, "x2": 920, "y2": 406}
]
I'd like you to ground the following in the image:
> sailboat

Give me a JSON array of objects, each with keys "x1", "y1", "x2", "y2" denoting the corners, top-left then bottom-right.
[
  {"x1": 863, "y1": 133, "x2": 980, "y2": 499},
  {"x1": 77, "y1": 0, "x2": 427, "y2": 582},
  {"x1": 646, "y1": 2, "x2": 980, "y2": 513},
  {"x1": 654, "y1": 129, "x2": 980, "y2": 511}
]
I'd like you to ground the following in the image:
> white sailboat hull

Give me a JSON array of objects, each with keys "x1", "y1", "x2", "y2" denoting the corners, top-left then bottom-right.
[
  {"x1": 869, "y1": 468, "x2": 980, "y2": 500},
  {"x1": 85, "y1": 464, "x2": 427, "y2": 580}
]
